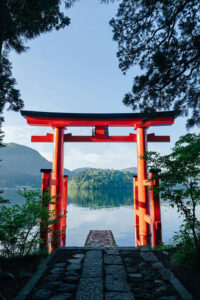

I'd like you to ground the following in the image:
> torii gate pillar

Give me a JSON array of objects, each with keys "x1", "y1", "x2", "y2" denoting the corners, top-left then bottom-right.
[
  {"x1": 136, "y1": 127, "x2": 150, "y2": 245},
  {"x1": 51, "y1": 127, "x2": 65, "y2": 249}
]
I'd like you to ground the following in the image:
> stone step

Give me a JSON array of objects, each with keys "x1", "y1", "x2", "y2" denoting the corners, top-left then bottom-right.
[{"x1": 15, "y1": 246, "x2": 194, "y2": 300}]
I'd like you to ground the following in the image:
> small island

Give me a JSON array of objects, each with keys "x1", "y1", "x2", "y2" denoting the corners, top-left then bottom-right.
[{"x1": 68, "y1": 168, "x2": 134, "y2": 190}]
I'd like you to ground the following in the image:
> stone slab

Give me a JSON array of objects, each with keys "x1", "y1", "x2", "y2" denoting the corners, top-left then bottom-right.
[
  {"x1": 105, "y1": 249, "x2": 120, "y2": 255},
  {"x1": 105, "y1": 292, "x2": 135, "y2": 300},
  {"x1": 105, "y1": 275, "x2": 130, "y2": 292},
  {"x1": 81, "y1": 266, "x2": 102, "y2": 278},
  {"x1": 83, "y1": 250, "x2": 102, "y2": 267},
  {"x1": 105, "y1": 265, "x2": 126, "y2": 277},
  {"x1": 104, "y1": 254, "x2": 123, "y2": 265},
  {"x1": 76, "y1": 277, "x2": 103, "y2": 300}
]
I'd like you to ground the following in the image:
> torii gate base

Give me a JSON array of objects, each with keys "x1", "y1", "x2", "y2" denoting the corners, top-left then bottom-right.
[{"x1": 21, "y1": 110, "x2": 177, "y2": 253}]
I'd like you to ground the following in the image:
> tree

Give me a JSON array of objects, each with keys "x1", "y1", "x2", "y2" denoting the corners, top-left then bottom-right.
[
  {"x1": 146, "y1": 133, "x2": 200, "y2": 268},
  {"x1": 110, "y1": 0, "x2": 200, "y2": 128},
  {"x1": 0, "y1": 0, "x2": 76, "y2": 136}
]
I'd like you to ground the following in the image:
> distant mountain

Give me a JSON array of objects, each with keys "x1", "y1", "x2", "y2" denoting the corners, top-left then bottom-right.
[
  {"x1": 0, "y1": 143, "x2": 72, "y2": 187},
  {"x1": 0, "y1": 143, "x2": 137, "y2": 188}
]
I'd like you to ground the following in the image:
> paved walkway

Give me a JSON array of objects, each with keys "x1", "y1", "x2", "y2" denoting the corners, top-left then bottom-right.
[{"x1": 16, "y1": 246, "x2": 193, "y2": 300}]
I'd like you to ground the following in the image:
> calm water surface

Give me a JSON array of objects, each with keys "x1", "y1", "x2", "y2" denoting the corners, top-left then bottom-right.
[{"x1": 2, "y1": 188, "x2": 199, "y2": 246}]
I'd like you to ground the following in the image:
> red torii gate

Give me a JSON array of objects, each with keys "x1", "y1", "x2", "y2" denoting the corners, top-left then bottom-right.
[{"x1": 21, "y1": 110, "x2": 177, "y2": 252}]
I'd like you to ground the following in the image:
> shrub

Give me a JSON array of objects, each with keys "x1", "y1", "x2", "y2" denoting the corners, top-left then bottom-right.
[{"x1": 0, "y1": 189, "x2": 56, "y2": 256}]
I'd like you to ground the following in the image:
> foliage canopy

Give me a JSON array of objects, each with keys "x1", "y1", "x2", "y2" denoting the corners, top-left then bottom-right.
[
  {"x1": 110, "y1": 0, "x2": 200, "y2": 128},
  {"x1": 0, "y1": 0, "x2": 75, "y2": 134}
]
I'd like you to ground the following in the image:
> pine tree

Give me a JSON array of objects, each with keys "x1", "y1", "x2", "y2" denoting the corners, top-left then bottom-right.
[{"x1": 110, "y1": 0, "x2": 200, "y2": 128}]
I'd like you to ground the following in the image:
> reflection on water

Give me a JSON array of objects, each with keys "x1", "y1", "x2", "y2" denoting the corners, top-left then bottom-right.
[
  {"x1": 67, "y1": 188, "x2": 132, "y2": 208},
  {"x1": 2, "y1": 188, "x2": 197, "y2": 247}
]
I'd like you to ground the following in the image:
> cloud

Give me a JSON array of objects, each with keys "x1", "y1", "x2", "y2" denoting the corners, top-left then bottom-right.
[{"x1": 64, "y1": 143, "x2": 137, "y2": 170}]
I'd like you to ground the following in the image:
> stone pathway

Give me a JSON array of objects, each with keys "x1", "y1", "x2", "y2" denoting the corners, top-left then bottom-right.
[
  {"x1": 85, "y1": 230, "x2": 116, "y2": 247},
  {"x1": 16, "y1": 247, "x2": 194, "y2": 300}
]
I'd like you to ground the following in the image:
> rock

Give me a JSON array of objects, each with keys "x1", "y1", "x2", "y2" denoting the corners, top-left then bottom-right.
[
  {"x1": 128, "y1": 273, "x2": 142, "y2": 279},
  {"x1": 66, "y1": 264, "x2": 81, "y2": 271},
  {"x1": 64, "y1": 270, "x2": 78, "y2": 277},
  {"x1": 45, "y1": 274, "x2": 61, "y2": 281},
  {"x1": 140, "y1": 251, "x2": 158, "y2": 262},
  {"x1": 154, "y1": 279, "x2": 165, "y2": 287},
  {"x1": 63, "y1": 275, "x2": 79, "y2": 283},
  {"x1": 40, "y1": 281, "x2": 62, "y2": 289},
  {"x1": 32, "y1": 288, "x2": 52, "y2": 299},
  {"x1": 126, "y1": 267, "x2": 136, "y2": 273},
  {"x1": 54, "y1": 263, "x2": 67, "y2": 267},
  {"x1": 68, "y1": 258, "x2": 82, "y2": 265},
  {"x1": 155, "y1": 285, "x2": 168, "y2": 295},
  {"x1": 152, "y1": 262, "x2": 164, "y2": 270},
  {"x1": 56, "y1": 283, "x2": 76, "y2": 293},
  {"x1": 72, "y1": 253, "x2": 85, "y2": 259},
  {"x1": 50, "y1": 267, "x2": 65, "y2": 274},
  {"x1": 138, "y1": 262, "x2": 148, "y2": 269}
]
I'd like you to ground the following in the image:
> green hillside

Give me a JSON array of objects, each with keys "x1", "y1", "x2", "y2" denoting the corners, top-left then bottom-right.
[
  {"x1": 0, "y1": 143, "x2": 72, "y2": 187},
  {"x1": 68, "y1": 168, "x2": 133, "y2": 190}
]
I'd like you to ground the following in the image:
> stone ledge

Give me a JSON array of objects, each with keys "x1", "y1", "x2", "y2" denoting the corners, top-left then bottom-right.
[
  {"x1": 15, "y1": 250, "x2": 58, "y2": 300},
  {"x1": 169, "y1": 278, "x2": 194, "y2": 300}
]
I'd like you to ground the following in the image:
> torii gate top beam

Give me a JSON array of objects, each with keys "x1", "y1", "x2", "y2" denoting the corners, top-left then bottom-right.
[
  {"x1": 21, "y1": 110, "x2": 178, "y2": 143},
  {"x1": 21, "y1": 110, "x2": 177, "y2": 128}
]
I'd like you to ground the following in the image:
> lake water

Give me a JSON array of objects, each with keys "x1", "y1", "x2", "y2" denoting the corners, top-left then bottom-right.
[{"x1": 2, "y1": 188, "x2": 198, "y2": 247}]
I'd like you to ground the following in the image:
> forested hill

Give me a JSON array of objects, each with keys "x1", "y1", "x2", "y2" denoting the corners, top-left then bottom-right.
[{"x1": 68, "y1": 169, "x2": 133, "y2": 190}]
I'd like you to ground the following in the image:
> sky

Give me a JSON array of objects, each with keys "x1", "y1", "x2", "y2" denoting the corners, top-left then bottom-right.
[{"x1": 3, "y1": 0, "x2": 199, "y2": 170}]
